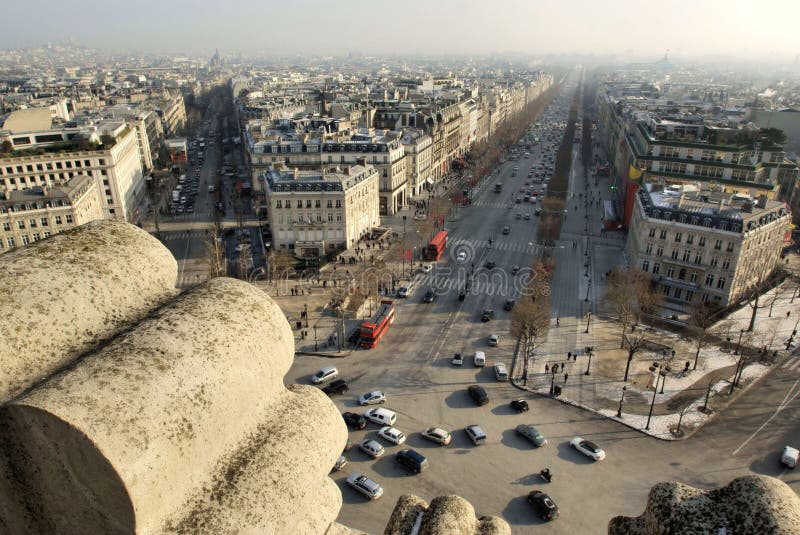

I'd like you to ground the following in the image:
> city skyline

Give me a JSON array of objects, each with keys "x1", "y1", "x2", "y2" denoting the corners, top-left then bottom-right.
[{"x1": 2, "y1": 0, "x2": 799, "y2": 62}]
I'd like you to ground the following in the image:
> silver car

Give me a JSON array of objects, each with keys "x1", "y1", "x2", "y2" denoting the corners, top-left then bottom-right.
[
  {"x1": 421, "y1": 427, "x2": 451, "y2": 445},
  {"x1": 359, "y1": 439, "x2": 385, "y2": 458},
  {"x1": 346, "y1": 472, "x2": 384, "y2": 500},
  {"x1": 516, "y1": 424, "x2": 547, "y2": 447}
]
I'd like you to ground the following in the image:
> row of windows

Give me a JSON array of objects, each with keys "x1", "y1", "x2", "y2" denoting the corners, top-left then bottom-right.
[
  {"x1": 1, "y1": 159, "x2": 106, "y2": 175},
  {"x1": 276, "y1": 212, "x2": 343, "y2": 224},
  {"x1": 2, "y1": 215, "x2": 72, "y2": 231},
  {"x1": 275, "y1": 199, "x2": 342, "y2": 209},
  {"x1": 0, "y1": 231, "x2": 52, "y2": 248},
  {"x1": 647, "y1": 228, "x2": 737, "y2": 251},
  {"x1": 641, "y1": 260, "x2": 727, "y2": 289},
  {"x1": 643, "y1": 244, "x2": 732, "y2": 269}
]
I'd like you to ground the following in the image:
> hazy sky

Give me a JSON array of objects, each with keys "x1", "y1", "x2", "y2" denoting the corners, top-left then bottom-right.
[{"x1": 3, "y1": 0, "x2": 799, "y2": 61}]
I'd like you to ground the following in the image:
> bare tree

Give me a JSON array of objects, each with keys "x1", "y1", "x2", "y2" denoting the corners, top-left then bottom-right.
[
  {"x1": 742, "y1": 257, "x2": 780, "y2": 331},
  {"x1": 511, "y1": 262, "x2": 552, "y2": 383},
  {"x1": 204, "y1": 225, "x2": 226, "y2": 279},
  {"x1": 267, "y1": 249, "x2": 296, "y2": 296},
  {"x1": 604, "y1": 267, "x2": 662, "y2": 349},
  {"x1": 622, "y1": 332, "x2": 649, "y2": 382},
  {"x1": 685, "y1": 300, "x2": 724, "y2": 370}
]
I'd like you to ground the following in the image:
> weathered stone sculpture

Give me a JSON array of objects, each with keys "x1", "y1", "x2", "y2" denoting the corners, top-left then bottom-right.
[{"x1": 608, "y1": 475, "x2": 800, "y2": 535}]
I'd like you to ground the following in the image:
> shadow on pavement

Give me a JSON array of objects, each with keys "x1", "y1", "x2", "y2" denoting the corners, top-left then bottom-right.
[
  {"x1": 501, "y1": 428, "x2": 535, "y2": 451},
  {"x1": 444, "y1": 390, "x2": 474, "y2": 409},
  {"x1": 490, "y1": 402, "x2": 518, "y2": 416},
  {"x1": 501, "y1": 494, "x2": 539, "y2": 526},
  {"x1": 369, "y1": 455, "x2": 409, "y2": 479}
]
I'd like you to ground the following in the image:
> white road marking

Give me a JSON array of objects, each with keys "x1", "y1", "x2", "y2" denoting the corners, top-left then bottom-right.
[{"x1": 732, "y1": 378, "x2": 800, "y2": 456}]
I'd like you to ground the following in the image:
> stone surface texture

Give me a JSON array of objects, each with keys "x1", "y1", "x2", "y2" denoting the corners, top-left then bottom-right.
[
  {"x1": 608, "y1": 475, "x2": 800, "y2": 535},
  {"x1": 0, "y1": 221, "x2": 516, "y2": 535}
]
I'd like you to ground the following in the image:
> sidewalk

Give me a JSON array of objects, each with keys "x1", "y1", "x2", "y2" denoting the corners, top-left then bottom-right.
[{"x1": 511, "y1": 277, "x2": 799, "y2": 440}]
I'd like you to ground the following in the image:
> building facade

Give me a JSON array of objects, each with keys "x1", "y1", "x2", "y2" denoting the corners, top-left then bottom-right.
[
  {"x1": 0, "y1": 175, "x2": 105, "y2": 254},
  {"x1": 627, "y1": 185, "x2": 790, "y2": 308},
  {"x1": 401, "y1": 128, "x2": 432, "y2": 199},
  {"x1": 264, "y1": 164, "x2": 379, "y2": 256}
]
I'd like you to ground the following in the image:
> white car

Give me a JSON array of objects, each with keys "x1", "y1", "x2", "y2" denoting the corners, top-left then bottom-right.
[
  {"x1": 346, "y1": 472, "x2": 384, "y2": 500},
  {"x1": 456, "y1": 251, "x2": 467, "y2": 262},
  {"x1": 378, "y1": 426, "x2": 406, "y2": 445},
  {"x1": 358, "y1": 391, "x2": 386, "y2": 406},
  {"x1": 570, "y1": 437, "x2": 606, "y2": 461},
  {"x1": 364, "y1": 407, "x2": 397, "y2": 426},
  {"x1": 359, "y1": 439, "x2": 385, "y2": 458},
  {"x1": 420, "y1": 263, "x2": 433, "y2": 273},
  {"x1": 494, "y1": 362, "x2": 509, "y2": 381},
  {"x1": 489, "y1": 334, "x2": 499, "y2": 347},
  {"x1": 421, "y1": 427, "x2": 452, "y2": 445},
  {"x1": 782, "y1": 445, "x2": 799, "y2": 468},
  {"x1": 311, "y1": 366, "x2": 338, "y2": 384},
  {"x1": 465, "y1": 425, "x2": 487, "y2": 445},
  {"x1": 452, "y1": 353, "x2": 464, "y2": 366}
]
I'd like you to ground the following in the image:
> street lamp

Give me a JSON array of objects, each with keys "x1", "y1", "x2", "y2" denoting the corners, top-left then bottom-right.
[
  {"x1": 313, "y1": 325, "x2": 318, "y2": 352},
  {"x1": 616, "y1": 386, "x2": 627, "y2": 418},
  {"x1": 304, "y1": 303, "x2": 309, "y2": 328},
  {"x1": 585, "y1": 311, "x2": 592, "y2": 333},
  {"x1": 645, "y1": 370, "x2": 665, "y2": 430},
  {"x1": 584, "y1": 278, "x2": 591, "y2": 301}
]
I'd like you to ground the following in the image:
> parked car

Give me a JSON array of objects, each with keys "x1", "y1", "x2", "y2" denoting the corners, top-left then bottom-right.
[
  {"x1": 346, "y1": 473, "x2": 384, "y2": 500},
  {"x1": 465, "y1": 425, "x2": 487, "y2": 445},
  {"x1": 322, "y1": 379, "x2": 349, "y2": 396},
  {"x1": 331, "y1": 455, "x2": 348, "y2": 473},
  {"x1": 494, "y1": 362, "x2": 509, "y2": 381},
  {"x1": 452, "y1": 353, "x2": 464, "y2": 366},
  {"x1": 504, "y1": 299, "x2": 516, "y2": 311},
  {"x1": 473, "y1": 351, "x2": 486, "y2": 367},
  {"x1": 396, "y1": 449, "x2": 428, "y2": 474},
  {"x1": 378, "y1": 426, "x2": 406, "y2": 445},
  {"x1": 481, "y1": 309, "x2": 495, "y2": 322},
  {"x1": 489, "y1": 334, "x2": 500, "y2": 347},
  {"x1": 311, "y1": 366, "x2": 338, "y2": 384},
  {"x1": 468, "y1": 385, "x2": 489, "y2": 406},
  {"x1": 359, "y1": 439, "x2": 386, "y2": 458},
  {"x1": 364, "y1": 407, "x2": 397, "y2": 426},
  {"x1": 511, "y1": 399, "x2": 530, "y2": 413},
  {"x1": 342, "y1": 412, "x2": 367, "y2": 430},
  {"x1": 570, "y1": 437, "x2": 606, "y2": 460},
  {"x1": 527, "y1": 490, "x2": 559, "y2": 521},
  {"x1": 516, "y1": 424, "x2": 547, "y2": 446},
  {"x1": 358, "y1": 391, "x2": 386, "y2": 406},
  {"x1": 485, "y1": 260, "x2": 497, "y2": 269},
  {"x1": 421, "y1": 427, "x2": 452, "y2": 445},
  {"x1": 423, "y1": 289, "x2": 436, "y2": 303}
]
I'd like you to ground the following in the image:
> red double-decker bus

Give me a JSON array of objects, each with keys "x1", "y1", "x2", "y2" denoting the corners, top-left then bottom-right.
[
  {"x1": 424, "y1": 230, "x2": 448, "y2": 261},
  {"x1": 360, "y1": 299, "x2": 396, "y2": 348}
]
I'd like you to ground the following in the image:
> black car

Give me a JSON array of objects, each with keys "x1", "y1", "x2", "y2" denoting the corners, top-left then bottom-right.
[
  {"x1": 323, "y1": 379, "x2": 349, "y2": 396},
  {"x1": 527, "y1": 490, "x2": 559, "y2": 521},
  {"x1": 342, "y1": 412, "x2": 367, "y2": 430},
  {"x1": 481, "y1": 309, "x2": 495, "y2": 322},
  {"x1": 468, "y1": 385, "x2": 489, "y2": 406},
  {"x1": 423, "y1": 289, "x2": 436, "y2": 303},
  {"x1": 504, "y1": 299, "x2": 516, "y2": 311},
  {"x1": 485, "y1": 260, "x2": 497, "y2": 269},
  {"x1": 510, "y1": 399, "x2": 529, "y2": 412}
]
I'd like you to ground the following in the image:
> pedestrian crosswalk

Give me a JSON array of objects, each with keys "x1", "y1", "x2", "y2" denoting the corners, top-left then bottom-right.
[
  {"x1": 160, "y1": 230, "x2": 207, "y2": 242},
  {"x1": 448, "y1": 238, "x2": 543, "y2": 256},
  {"x1": 779, "y1": 357, "x2": 800, "y2": 372},
  {"x1": 168, "y1": 210, "x2": 212, "y2": 221},
  {"x1": 412, "y1": 273, "x2": 518, "y2": 297}
]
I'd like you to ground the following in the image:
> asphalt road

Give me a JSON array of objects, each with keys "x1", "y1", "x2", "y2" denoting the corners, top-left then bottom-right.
[{"x1": 285, "y1": 82, "x2": 800, "y2": 534}]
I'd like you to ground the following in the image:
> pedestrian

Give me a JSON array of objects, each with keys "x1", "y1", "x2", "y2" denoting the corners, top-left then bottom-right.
[
  {"x1": 552, "y1": 363, "x2": 559, "y2": 373},
  {"x1": 564, "y1": 373, "x2": 569, "y2": 383},
  {"x1": 556, "y1": 317, "x2": 560, "y2": 326},
  {"x1": 788, "y1": 311, "x2": 791, "y2": 318},
  {"x1": 545, "y1": 364, "x2": 549, "y2": 373}
]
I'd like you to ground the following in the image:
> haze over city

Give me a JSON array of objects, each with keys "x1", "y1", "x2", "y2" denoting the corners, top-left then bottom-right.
[
  {"x1": 2, "y1": 0, "x2": 800, "y2": 533},
  {"x1": 2, "y1": 0, "x2": 799, "y2": 61}
]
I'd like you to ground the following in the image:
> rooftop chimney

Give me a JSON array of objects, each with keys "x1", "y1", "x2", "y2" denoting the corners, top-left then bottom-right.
[{"x1": 756, "y1": 194, "x2": 768, "y2": 209}]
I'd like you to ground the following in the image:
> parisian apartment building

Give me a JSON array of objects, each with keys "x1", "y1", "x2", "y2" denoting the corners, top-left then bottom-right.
[
  {"x1": 0, "y1": 174, "x2": 105, "y2": 253},
  {"x1": 263, "y1": 164, "x2": 380, "y2": 256},
  {"x1": 627, "y1": 184, "x2": 790, "y2": 307},
  {"x1": 0, "y1": 110, "x2": 146, "y2": 222}
]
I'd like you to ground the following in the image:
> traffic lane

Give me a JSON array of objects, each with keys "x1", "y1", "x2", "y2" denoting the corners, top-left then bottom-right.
[{"x1": 679, "y1": 366, "x2": 800, "y2": 493}]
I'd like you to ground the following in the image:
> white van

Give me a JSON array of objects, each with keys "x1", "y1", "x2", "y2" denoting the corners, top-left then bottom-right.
[
  {"x1": 397, "y1": 281, "x2": 414, "y2": 298},
  {"x1": 782, "y1": 446, "x2": 799, "y2": 468},
  {"x1": 364, "y1": 407, "x2": 397, "y2": 426},
  {"x1": 474, "y1": 351, "x2": 486, "y2": 367},
  {"x1": 494, "y1": 362, "x2": 509, "y2": 381}
]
